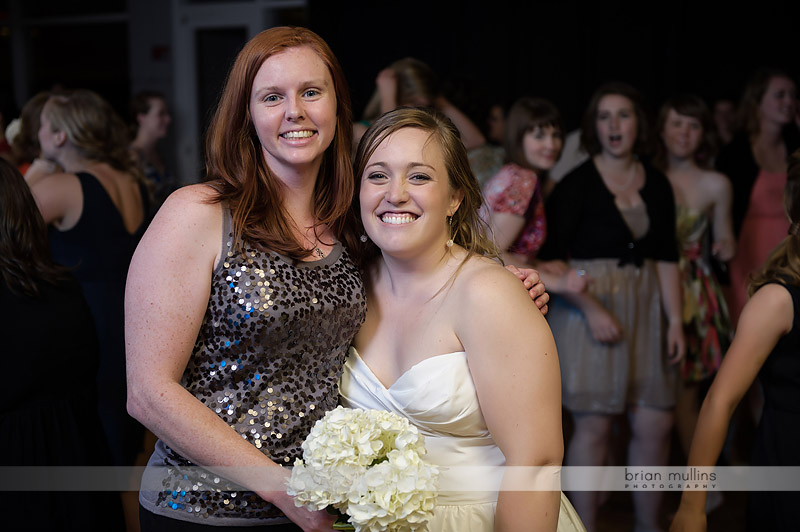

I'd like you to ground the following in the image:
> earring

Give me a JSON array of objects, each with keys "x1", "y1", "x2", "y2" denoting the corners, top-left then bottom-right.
[
  {"x1": 359, "y1": 234, "x2": 369, "y2": 243},
  {"x1": 446, "y1": 216, "x2": 454, "y2": 248}
]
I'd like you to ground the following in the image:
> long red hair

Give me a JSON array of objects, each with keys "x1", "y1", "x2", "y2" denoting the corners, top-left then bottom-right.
[{"x1": 205, "y1": 26, "x2": 356, "y2": 260}]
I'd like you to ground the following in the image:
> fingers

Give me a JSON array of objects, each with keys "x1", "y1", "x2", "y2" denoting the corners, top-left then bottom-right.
[
  {"x1": 533, "y1": 289, "x2": 549, "y2": 311},
  {"x1": 588, "y1": 317, "x2": 622, "y2": 344},
  {"x1": 565, "y1": 269, "x2": 589, "y2": 293},
  {"x1": 667, "y1": 341, "x2": 686, "y2": 365},
  {"x1": 528, "y1": 279, "x2": 546, "y2": 297},
  {"x1": 506, "y1": 264, "x2": 522, "y2": 277}
]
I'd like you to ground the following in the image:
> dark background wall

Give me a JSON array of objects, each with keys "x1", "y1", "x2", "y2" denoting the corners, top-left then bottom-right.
[
  {"x1": 1, "y1": 0, "x2": 797, "y2": 180},
  {"x1": 310, "y1": 0, "x2": 799, "y2": 131}
]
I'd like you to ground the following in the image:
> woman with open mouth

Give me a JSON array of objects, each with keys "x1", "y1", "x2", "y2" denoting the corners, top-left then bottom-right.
[{"x1": 540, "y1": 82, "x2": 685, "y2": 532}]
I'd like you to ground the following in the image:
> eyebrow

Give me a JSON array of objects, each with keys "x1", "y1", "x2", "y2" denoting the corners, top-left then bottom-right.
[
  {"x1": 365, "y1": 161, "x2": 436, "y2": 171},
  {"x1": 261, "y1": 78, "x2": 328, "y2": 91},
  {"x1": 252, "y1": 79, "x2": 330, "y2": 96}
]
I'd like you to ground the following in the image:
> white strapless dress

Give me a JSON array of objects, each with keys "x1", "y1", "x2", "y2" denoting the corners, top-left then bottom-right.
[{"x1": 339, "y1": 348, "x2": 585, "y2": 532}]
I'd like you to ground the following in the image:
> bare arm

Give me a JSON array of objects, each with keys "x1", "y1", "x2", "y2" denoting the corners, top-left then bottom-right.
[
  {"x1": 670, "y1": 284, "x2": 792, "y2": 532},
  {"x1": 458, "y1": 266, "x2": 563, "y2": 531},
  {"x1": 125, "y1": 186, "x2": 334, "y2": 531},
  {"x1": 376, "y1": 68, "x2": 398, "y2": 115},
  {"x1": 560, "y1": 289, "x2": 623, "y2": 343},
  {"x1": 656, "y1": 261, "x2": 685, "y2": 364},
  {"x1": 29, "y1": 172, "x2": 82, "y2": 228},
  {"x1": 708, "y1": 172, "x2": 736, "y2": 262},
  {"x1": 435, "y1": 96, "x2": 486, "y2": 151},
  {"x1": 23, "y1": 157, "x2": 59, "y2": 187},
  {"x1": 490, "y1": 212, "x2": 586, "y2": 297},
  {"x1": 489, "y1": 211, "x2": 527, "y2": 254}
]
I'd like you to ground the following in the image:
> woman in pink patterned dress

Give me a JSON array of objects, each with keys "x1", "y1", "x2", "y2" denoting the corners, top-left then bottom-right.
[{"x1": 482, "y1": 97, "x2": 587, "y2": 294}]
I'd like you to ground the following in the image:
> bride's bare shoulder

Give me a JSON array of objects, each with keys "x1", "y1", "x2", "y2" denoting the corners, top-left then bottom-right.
[{"x1": 453, "y1": 256, "x2": 528, "y2": 303}]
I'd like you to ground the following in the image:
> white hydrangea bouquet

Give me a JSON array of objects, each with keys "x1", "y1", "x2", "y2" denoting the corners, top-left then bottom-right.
[{"x1": 287, "y1": 406, "x2": 438, "y2": 531}]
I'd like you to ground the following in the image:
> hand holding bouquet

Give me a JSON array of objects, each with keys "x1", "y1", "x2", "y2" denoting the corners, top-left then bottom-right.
[{"x1": 287, "y1": 406, "x2": 438, "y2": 531}]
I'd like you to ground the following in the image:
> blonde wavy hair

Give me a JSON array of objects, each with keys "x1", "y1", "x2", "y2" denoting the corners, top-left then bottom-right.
[{"x1": 42, "y1": 89, "x2": 143, "y2": 180}]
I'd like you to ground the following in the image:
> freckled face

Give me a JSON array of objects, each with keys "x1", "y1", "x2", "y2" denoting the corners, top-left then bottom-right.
[
  {"x1": 595, "y1": 94, "x2": 638, "y2": 158},
  {"x1": 522, "y1": 125, "x2": 563, "y2": 172},
  {"x1": 360, "y1": 127, "x2": 463, "y2": 260},
  {"x1": 661, "y1": 108, "x2": 703, "y2": 160},
  {"x1": 249, "y1": 46, "x2": 337, "y2": 178}
]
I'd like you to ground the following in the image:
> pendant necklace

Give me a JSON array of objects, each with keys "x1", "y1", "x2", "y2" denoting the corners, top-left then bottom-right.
[{"x1": 304, "y1": 230, "x2": 325, "y2": 259}]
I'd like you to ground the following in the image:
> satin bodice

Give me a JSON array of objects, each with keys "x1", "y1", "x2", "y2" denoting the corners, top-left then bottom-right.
[
  {"x1": 339, "y1": 348, "x2": 505, "y2": 505},
  {"x1": 339, "y1": 347, "x2": 587, "y2": 532}
]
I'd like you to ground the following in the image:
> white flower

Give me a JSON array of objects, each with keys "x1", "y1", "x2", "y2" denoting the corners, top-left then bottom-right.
[{"x1": 287, "y1": 406, "x2": 438, "y2": 531}]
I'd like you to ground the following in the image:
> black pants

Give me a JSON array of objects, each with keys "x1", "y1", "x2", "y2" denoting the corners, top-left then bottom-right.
[{"x1": 139, "y1": 505, "x2": 303, "y2": 531}]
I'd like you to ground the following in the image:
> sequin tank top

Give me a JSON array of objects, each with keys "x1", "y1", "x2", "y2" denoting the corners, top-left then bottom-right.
[{"x1": 139, "y1": 206, "x2": 366, "y2": 526}]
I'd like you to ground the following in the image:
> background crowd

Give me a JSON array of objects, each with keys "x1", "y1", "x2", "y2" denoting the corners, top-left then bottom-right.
[{"x1": 0, "y1": 15, "x2": 798, "y2": 532}]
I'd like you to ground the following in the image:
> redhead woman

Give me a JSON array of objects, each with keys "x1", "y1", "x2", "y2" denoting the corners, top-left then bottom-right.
[{"x1": 126, "y1": 27, "x2": 363, "y2": 532}]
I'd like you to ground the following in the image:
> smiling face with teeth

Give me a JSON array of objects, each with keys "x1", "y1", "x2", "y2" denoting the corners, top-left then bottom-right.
[
  {"x1": 595, "y1": 94, "x2": 638, "y2": 159},
  {"x1": 249, "y1": 45, "x2": 337, "y2": 179},
  {"x1": 359, "y1": 127, "x2": 463, "y2": 261}
]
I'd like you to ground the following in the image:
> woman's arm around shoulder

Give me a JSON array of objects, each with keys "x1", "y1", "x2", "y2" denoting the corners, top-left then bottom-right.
[{"x1": 455, "y1": 261, "x2": 562, "y2": 532}]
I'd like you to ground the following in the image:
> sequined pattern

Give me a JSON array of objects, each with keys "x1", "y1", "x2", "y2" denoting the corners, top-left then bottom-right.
[{"x1": 141, "y1": 209, "x2": 365, "y2": 524}]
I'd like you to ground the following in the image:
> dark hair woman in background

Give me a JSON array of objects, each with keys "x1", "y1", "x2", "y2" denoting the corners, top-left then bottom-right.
[
  {"x1": 541, "y1": 82, "x2": 684, "y2": 532},
  {"x1": 0, "y1": 158, "x2": 122, "y2": 530}
]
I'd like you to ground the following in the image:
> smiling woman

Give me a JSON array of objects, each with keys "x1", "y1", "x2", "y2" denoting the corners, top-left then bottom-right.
[
  {"x1": 341, "y1": 107, "x2": 586, "y2": 532},
  {"x1": 126, "y1": 27, "x2": 364, "y2": 531},
  {"x1": 654, "y1": 94, "x2": 735, "y2": 463},
  {"x1": 481, "y1": 97, "x2": 588, "y2": 296},
  {"x1": 358, "y1": 127, "x2": 463, "y2": 261},
  {"x1": 249, "y1": 46, "x2": 338, "y2": 179}
]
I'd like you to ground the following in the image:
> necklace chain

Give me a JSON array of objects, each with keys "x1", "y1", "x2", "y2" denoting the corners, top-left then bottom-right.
[
  {"x1": 302, "y1": 229, "x2": 325, "y2": 259},
  {"x1": 606, "y1": 161, "x2": 637, "y2": 192}
]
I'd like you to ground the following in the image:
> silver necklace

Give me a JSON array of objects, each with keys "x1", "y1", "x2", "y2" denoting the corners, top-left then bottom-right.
[
  {"x1": 606, "y1": 161, "x2": 637, "y2": 192},
  {"x1": 303, "y1": 230, "x2": 325, "y2": 259}
]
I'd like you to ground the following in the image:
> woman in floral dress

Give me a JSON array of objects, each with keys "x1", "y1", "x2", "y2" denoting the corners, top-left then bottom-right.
[{"x1": 655, "y1": 94, "x2": 735, "y2": 457}]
